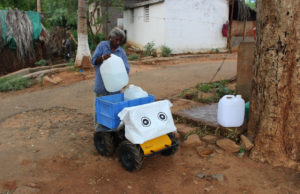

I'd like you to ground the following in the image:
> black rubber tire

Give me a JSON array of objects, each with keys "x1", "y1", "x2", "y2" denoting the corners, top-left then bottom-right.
[
  {"x1": 118, "y1": 140, "x2": 143, "y2": 171},
  {"x1": 161, "y1": 132, "x2": 179, "y2": 156},
  {"x1": 94, "y1": 132, "x2": 115, "y2": 156}
]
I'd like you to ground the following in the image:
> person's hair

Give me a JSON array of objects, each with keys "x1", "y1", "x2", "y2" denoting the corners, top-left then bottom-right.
[{"x1": 108, "y1": 27, "x2": 126, "y2": 45}]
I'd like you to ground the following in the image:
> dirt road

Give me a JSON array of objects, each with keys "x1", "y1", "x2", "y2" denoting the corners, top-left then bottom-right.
[
  {"x1": 0, "y1": 54, "x2": 299, "y2": 194},
  {"x1": 0, "y1": 56, "x2": 236, "y2": 122}
]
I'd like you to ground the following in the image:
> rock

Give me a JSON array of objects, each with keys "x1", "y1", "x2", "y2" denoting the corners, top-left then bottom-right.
[
  {"x1": 196, "y1": 174, "x2": 210, "y2": 179},
  {"x1": 215, "y1": 148, "x2": 224, "y2": 154},
  {"x1": 14, "y1": 186, "x2": 40, "y2": 194},
  {"x1": 52, "y1": 76, "x2": 63, "y2": 84},
  {"x1": 216, "y1": 139, "x2": 240, "y2": 153},
  {"x1": 196, "y1": 173, "x2": 224, "y2": 182},
  {"x1": 202, "y1": 135, "x2": 217, "y2": 143},
  {"x1": 184, "y1": 134, "x2": 202, "y2": 146},
  {"x1": 204, "y1": 186, "x2": 213, "y2": 192},
  {"x1": 212, "y1": 174, "x2": 224, "y2": 182},
  {"x1": 237, "y1": 152, "x2": 245, "y2": 158},
  {"x1": 26, "y1": 183, "x2": 38, "y2": 188},
  {"x1": 240, "y1": 135, "x2": 254, "y2": 151},
  {"x1": 176, "y1": 124, "x2": 195, "y2": 137},
  {"x1": 43, "y1": 75, "x2": 58, "y2": 85},
  {"x1": 196, "y1": 147, "x2": 214, "y2": 157}
]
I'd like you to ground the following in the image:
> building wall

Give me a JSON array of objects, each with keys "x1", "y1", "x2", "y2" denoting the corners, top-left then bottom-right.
[
  {"x1": 123, "y1": 3, "x2": 166, "y2": 49},
  {"x1": 123, "y1": 0, "x2": 228, "y2": 53},
  {"x1": 165, "y1": 0, "x2": 228, "y2": 53}
]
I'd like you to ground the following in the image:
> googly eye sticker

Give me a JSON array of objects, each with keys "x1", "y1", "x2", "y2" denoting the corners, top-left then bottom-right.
[
  {"x1": 158, "y1": 112, "x2": 167, "y2": 121},
  {"x1": 141, "y1": 117, "x2": 151, "y2": 127}
]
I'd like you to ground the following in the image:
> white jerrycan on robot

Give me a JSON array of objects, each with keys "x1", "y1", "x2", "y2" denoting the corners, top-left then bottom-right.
[
  {"x1": 100, "y1": 54, "x2": 129, "y2": 92},
  {"x1": 217, "y1": 95, "x2": 245, "y2": 127},
  {"x1": 124, "y1": 84, "x2": 148, "y2": 101}
]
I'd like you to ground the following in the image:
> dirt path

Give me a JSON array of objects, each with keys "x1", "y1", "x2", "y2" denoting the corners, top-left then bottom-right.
[
  {"x1": 0, "y1": 54, "x2": 236, "y2": 122},
  {"x1": 0, "y1": 108, "x2": 299, "y2": 194},
  {"x1": 0, "y1": 53, "x2": 299, "y2": 193}
]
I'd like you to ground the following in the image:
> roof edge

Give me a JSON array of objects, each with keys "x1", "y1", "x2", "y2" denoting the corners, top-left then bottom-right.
[{"x1": 125, "y1": 0, "x2": 165, "y2": 9}]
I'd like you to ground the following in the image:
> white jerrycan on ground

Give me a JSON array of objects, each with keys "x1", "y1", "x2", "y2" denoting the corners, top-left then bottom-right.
[
  {"x1": 100, "y1": 54, "x2": 129, "y2": 92},
  {"x1": 124, "y1": 84, "x2": 148, "y2": 101},
  {"x1": 217, "y1": 95, "x2": 245, "y2": 127}
]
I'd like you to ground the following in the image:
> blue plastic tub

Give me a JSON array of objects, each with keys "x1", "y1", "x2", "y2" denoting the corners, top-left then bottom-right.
[{"x1": 96, "y1": 93, "x2": 155, "y2": 129}]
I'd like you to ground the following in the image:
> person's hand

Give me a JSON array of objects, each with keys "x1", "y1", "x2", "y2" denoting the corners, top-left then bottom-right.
[
  {"x1": 102, "y1": 53, "x2": 111, "y2": 61},
  {"x1": 96, "y1": 53, "x2": 111, "y2": 65}
]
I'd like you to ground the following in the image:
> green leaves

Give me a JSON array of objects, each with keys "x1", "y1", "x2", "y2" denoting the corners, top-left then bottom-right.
[
  {"x1": 43, "y1": 0, "x2": 78, "y2": 29},
  {"x1": 0, "y1": 75, "x2": 34, "y2": 92},
  {"x1": 0, "y1": 0, "x2": 36, "y2": 11},
  {"x1": 161, "y1": 45, "x2": 172, "y2": 57},
  {"x1": 144, "y1": 41, "x2": 156, "y2": 56}
]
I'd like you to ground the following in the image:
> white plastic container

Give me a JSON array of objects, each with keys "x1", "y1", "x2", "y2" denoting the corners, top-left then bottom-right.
[
  {"x1": 124, "y1": 84, "x2": 148, "y2": 100},
  {"x1": 217, "y1": 95, "x2": 245, "y2": 127},
  {"x1": 100, "y1": 54, "x2": 129, "y2": 92}
]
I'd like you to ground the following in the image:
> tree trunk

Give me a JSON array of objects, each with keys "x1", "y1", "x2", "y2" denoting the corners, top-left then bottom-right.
[
  {"x1": 75, "y1": 0, "x2": 92, "y2": 69},
  {"x1": 37, "y1": 0, "x2": 42, "y2": 13},
  {"x1": 227, "y1": 0, "x2": 234, "y2": 52},
  {"x1": 248, "y1": 0, "x2": 300, "y2": 170}
]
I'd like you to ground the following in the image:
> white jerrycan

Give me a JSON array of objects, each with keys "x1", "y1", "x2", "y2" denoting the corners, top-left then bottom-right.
[
  {"x1": 124, "y1": 84, "x2": 148, "y2": 101},
  {"x1": 100, "y1": 54, "x2": 129, "y2": 92},
  {"x1": 217, "y1": 95, "x2": 245, "y2": 127}
]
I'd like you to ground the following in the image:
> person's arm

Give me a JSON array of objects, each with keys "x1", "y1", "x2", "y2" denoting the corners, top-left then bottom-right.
[
  {"x1": 121, "y1": 49, "x2": 130, "y2": 74},
  {"x1": 95, "y1": 54, "x2": 111, "y2": 65},
  {"x1": 92, "y1": 43, "x2": 102, "y2": 66},
  {"x1": 92, "y1": 42, "x2": 111, "y2": 66}
]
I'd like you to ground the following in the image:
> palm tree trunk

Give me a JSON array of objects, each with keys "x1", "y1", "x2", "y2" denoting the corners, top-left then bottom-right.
[
  {"x1": 248, "y1": 0, "x2": 300, "y2": 170},
  {"x1": 75, "y1": 0, "x2": 92, "y2": 69},
  {"x1": 37, "y1": 0, "x2": 42, "y2": 13}
]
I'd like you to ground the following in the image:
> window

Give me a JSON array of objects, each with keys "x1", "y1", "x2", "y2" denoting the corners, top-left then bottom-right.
[{"x1": 144, "y1": 5, "x2": 149, "y2": 22}]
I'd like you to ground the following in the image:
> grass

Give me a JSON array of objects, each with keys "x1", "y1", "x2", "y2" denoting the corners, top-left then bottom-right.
[
  {"x1": 0, "y1": 75, "x2": 34, "y2": 92},
  {"x1": 161, "y1": 45, "x2": 172, "y2": 57},
  {"x1": 199, "y1": 84, "x2": 211, "y2": 93},
  {"x1": 180, "y1": 80, "x2": 236, "y2": 103},
  {"x1": 34, "y1": 59, "x2": 47, "y2": 66},
  {"x1": 128, "y1": 53, "x2": 139, "y2": 61}
]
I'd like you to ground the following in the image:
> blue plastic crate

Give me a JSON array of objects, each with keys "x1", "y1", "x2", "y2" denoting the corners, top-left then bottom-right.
[
  {"x1": 97, "y1": 114, "x2": 120, "y2": 130},
  {"x1": 96, "y1": 93, "x2": 155, "y2": 129},
  {"x1": 96, "y1": 93, "x2": 128, "y2": 118},
  {"x1": 128, "y1": 95, "x2": 155, "y2": 107}
]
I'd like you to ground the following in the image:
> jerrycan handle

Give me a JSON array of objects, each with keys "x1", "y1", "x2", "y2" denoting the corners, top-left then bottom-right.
[{"x1": 223, "y1": 95, "x2": 235, "y2": 100}]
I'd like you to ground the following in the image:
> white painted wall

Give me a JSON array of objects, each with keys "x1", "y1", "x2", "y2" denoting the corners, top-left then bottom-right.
[
  {"x1": 165, "y1": 0, "x2": 228, "y2": 53},
  {"x1": 123, "y1": 3, "x2": 166, "y2": 49},
  {"x1": 123, "y1": 0, "x2": 228, "y2": 53}
]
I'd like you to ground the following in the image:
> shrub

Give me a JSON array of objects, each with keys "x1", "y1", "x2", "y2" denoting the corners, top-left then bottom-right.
[
  {"x1": 128, "y1": 53, "x2": 139, "y2": 61},
  {"x1": 199, "y1": 84, "x2": 211, "y2": 93},
  {"x1": 0, "y1": 75, "x2": 34, "y2": 92},
  {"x1": 181, "y1": 80, "x2": 236, "y2": 103},
  {"x1": 161, "y1": 45, "x2": 172, "y2": 57},
  {"x1": 144, "y1": 41, "x2": 156, "y2": 56},
  {"x1": 35, "y1": 59, "x2": 47, "y2": 66}
]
